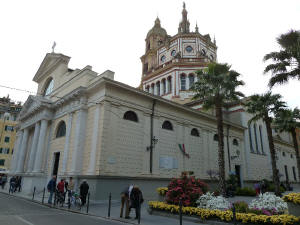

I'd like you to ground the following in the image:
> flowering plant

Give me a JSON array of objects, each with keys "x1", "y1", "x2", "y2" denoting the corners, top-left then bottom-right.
[
  {"x1": 196, "y1": 192, "x2": 231, "y2": 211},
  {"x1": 249, "y1": 192, "x2": 288, "y2": 213},
  {"x1": 282, "y1": 193, "x2": 300, "y2": 205},
  {"x1": 156, "y1": 187, "x2": 168, "y2": 196},
  {"x1": 165, "y1": 172, "x2": 208, "y2": 207}
]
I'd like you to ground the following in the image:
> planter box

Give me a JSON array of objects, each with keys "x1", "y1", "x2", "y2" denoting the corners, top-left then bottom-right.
[{"x1": 287, "y1": 202, "x2": 300, "y2": 217}]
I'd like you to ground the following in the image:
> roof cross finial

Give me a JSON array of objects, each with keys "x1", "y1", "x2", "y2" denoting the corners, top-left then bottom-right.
[
  {"x1": 183, "y1": 2, "x2": 186, "y2": 9},
  {"x1": 52, "y1": 41, "x2": 56, "y2": 53}
]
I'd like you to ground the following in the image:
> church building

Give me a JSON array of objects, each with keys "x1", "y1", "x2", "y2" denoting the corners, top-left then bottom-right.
[{"x1": 9, "y1": 4, "x2": 298, "y2": 200}]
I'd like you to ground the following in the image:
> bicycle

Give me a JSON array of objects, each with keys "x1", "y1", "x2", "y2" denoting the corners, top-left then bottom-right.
[
  {"x1": 69, "y1": 191, "x2": 81, "y2": 210},
  {"x1": 55, "y1": 190, "x2": 65, "y2": 207}
]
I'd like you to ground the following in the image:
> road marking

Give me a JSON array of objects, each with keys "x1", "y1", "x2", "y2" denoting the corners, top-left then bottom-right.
[{"x1": 15, "y1": 215, "x2": 35, "y2": 225}]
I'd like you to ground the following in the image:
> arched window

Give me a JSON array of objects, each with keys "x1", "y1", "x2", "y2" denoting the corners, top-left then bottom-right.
[
  {"x1": 151, "y1": 83, "x2": 155, "y2": 94},
  {"x1": 282, "y1": 152, "x2": 286, "y2": 157},
  {"x1": 162, "y1": 79, "x2": 166, "y2": 95},
  {"x1": 214, "y1": 134, "x2": 218, "y2": 141},
  {"x1": 180, "y1": 74, "x2": 186, "y2": 90},
  {"x1": 191, "y1": 128, "x2": 199, "y2": 137},
  {"x1": 233, "y1": 139, "x2": 239, "y2": 146},
  {"x1": 156, "y1": 81, "x2": 160, "y2": 95},
  {"x1": 145, "y1": 86, "x2": 150, "y2": 92},
  {"x1": 189, "y1": 74, "x2": 195, "y2": 89},
  {"x1": 161, "y1": 55, "x2": 166, "y2": 63},
  {"x1": 167, "y1": 76, "x2": 172, "y2": 93},
  {"x1": 201, "y1": 49, "x2": 206, "y2": 56},
  {"x1": 123, "y1": 111, "x2": 138, "y2": 122},
  {"x1": 56, "y1": 121, "x2": 66, "y2": 138},
  {"x1": 171, "y1": 50, "x2": 176, "y2": 57},
  {"x1": 162, "y1": 121, "x2": 173, "y2": 130},
  {"x1": 210, "y1": 55, "x2": 214, "y2": 61},
  {"x1": 43, "y1": 78, "x2": 54, "y2": 96}
]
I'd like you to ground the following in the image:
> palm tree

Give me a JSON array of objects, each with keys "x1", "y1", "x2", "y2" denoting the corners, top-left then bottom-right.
[
  {"x1": 274, "y1": 108, "x2": 300, "y2": 182},
  {"x1": 264, "y1": 30, "x2": 300, "y2": 87},
  {"x1": 192, "y1": 62, "x2": 245, "y2": 196},
  {"x1": 244, "y1": 92, "x2": 286, "y2": 196}
]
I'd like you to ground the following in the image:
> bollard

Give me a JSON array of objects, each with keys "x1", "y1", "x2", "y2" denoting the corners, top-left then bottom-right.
[
  {"x1": 32, "y1": 187, "x2": 36, "y2": 201},
  {"x1": 179, "y1": 198, "x2": 183, "y2": 225},
  {"x1": 86, "y1": 192, "x2": 90, "y2": 214},
  {"x1": 108, "y1": 192, "x2": 111, "y2": 217},
  {"x1": 232, "y1": 203, "x2": 237, "y2": 225},
  {"x1": 54, "y1": 191, "x2": 57, "y2": 207},
  {"x1": 68, "y1": 192, "x2": 71, "y2": 209},
  {"x1": 42, "y1": 188, "x2": 45, "y2": 204},
  {"x1": 138, "y1": 195, "x2": 141, "y2": 224}
]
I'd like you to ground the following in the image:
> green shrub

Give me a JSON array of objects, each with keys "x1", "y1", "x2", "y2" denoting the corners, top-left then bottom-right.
[
  {"x1": 235, "y1": 187, "x2": 256, "y2": 196},
  {"x1": 267, "y1": 184, "x2": 285, "y2": 193},
  {"x1": 233, "y1": 201, "x2": 248, "y2": 213}
]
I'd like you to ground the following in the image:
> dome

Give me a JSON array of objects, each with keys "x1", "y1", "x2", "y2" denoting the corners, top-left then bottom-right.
[{"x1": 146, "y1": 17, "x2": 168, "y2": 39}]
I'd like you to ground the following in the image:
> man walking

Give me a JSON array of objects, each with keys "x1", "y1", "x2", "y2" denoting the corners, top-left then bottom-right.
[
  {"x1": 47, "y1": 176, "x2": 56, "y2": 204},
  {"x1": 79, "y1": 180, "x2": 89, "y2": 206},
  {"x1": 120, "y1": 184, "x2": 133, "y2": 219}
]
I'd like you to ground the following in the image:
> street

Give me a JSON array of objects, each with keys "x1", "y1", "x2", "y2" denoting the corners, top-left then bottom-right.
[{"x1": 0, "y1": 193, "x2": 128, "y2": 225}]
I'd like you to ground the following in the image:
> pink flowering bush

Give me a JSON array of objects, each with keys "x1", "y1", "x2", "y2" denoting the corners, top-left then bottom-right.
[{"x1": 165, "y1": 172, "x2": 208, "y2": 207}]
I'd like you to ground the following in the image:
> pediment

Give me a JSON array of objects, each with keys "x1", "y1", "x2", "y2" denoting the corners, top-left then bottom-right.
[
  {"x1": 19, "y1": 95, "x2": 52, "y2": 120},
  {"x1": 33, "y1": 53, "x2": 70, "y2": 83}
]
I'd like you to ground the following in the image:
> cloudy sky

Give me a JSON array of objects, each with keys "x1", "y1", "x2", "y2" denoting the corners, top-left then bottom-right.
[{"x1": 0, "y1": 0, "x2": 299, "y2": 108}]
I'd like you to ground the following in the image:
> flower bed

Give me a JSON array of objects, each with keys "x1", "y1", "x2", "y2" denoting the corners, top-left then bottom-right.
[
  {"x1": 148, "y1": 201, "x2": 300, "y2": 224},
  {"x1": 283, "y1": 193, "x2": 300, "y2": 217},
  {"x1": 283, "y1": 193, "x2": 300, "y2": 205}
]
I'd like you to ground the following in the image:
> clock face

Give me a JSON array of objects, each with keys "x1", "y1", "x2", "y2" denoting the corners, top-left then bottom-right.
[
  {"x1": 171, "y1": 49, "x2": 176, "y2": 56},
  {"x1": 185, "y1": 46, "x2": 193, "y2": 53},
  {"x1": 161, "y1": 55, "x2": 166, "y2": 63}
]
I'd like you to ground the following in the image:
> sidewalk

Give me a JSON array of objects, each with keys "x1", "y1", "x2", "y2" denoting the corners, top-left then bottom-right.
[{"x1": 0, "y1": 188, "x2": 206, "y2": 225}]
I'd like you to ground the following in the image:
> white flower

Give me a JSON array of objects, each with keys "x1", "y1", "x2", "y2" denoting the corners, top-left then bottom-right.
[
  {"x1": 249, "y1": 192, "x2": 287, "y2": 212},
  {"x1": 197, "y1": 192, "x2": 230, "y2": 211}
]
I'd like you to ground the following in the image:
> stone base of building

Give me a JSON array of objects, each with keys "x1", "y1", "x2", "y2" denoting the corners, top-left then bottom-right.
[{"x1": 5, "y1": 174, "x2": 300, "y2": 202}]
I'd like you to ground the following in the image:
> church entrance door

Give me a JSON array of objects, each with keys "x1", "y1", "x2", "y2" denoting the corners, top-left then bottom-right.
[{"x1": 52, "y1": 152, "x2": 60, "y2": 176}]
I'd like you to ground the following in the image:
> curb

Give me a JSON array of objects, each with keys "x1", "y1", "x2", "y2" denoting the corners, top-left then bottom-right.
[{"x1": 0, "y1": 191, "x2": 138, "y2": 225}]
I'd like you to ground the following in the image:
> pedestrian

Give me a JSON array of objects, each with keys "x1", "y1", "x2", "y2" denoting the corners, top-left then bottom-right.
[
  {"x1": 67, "y1": 177, "x2": 74, "y2": 200},
  {"x1": 9, "y1": 176, "x2": 16, "y2": 193},
  {"x1": 47, "y1": 176, "x2": 56, "y2": 204},
  {"x1": 254, "y1": 182, "x2": 260, "y2": 196},
  {"x1": 16, "y1": 176, "x2": 22, "y2": 192},
  {"x1": 1, "y1": 175, "x2": 7, "y2": 189},
  {"x1": 79, "y1": 180, "x2": 89, "y2": 206},
  {"x1": 129, "y1": 186, "x2": 144, "y2": 220},
  {"x1": 120, "y1": 184, "x2": 133, "y2": 218}
]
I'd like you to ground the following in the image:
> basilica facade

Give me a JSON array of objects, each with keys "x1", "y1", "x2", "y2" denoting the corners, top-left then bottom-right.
[{"x1": 9, "y1": 4, "x2": 298, "y2": 200}]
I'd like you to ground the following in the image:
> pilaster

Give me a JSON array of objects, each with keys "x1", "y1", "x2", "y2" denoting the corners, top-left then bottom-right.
[
  {"x1": 33, "y1": 119, "x2": 48, "y2": 173},
  {"x1": 16, "y1": 128, "x2": 29, "y2": 173}
]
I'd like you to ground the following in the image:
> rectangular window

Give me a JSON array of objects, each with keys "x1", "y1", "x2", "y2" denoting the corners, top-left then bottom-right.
[
  {"x1": 292, "y1": 167, "x2": 297, "y2": 181},
  {"x1": 0, "y1": 148, "x2": 2, "y2": 153},
  {"x1": 248, "y1": 125, "x2": 254, "y2": 152},
  {"x1": 4, "y1": 137, "x2": 10, "y2": 143},
  {"x1": 4, "y1": 148, "x2": 9, "y2": 154},
  {"x1": 259, "y1": 125, "x2": 264, "y2": 153},
  {"x1": 4, "y1": 125, "x2": 7, "y2": 131},
  {"x1": 4, "y1": 126, "x2": 14, "y2": 131},
  {"x1": 284, "y1": 165, "x2": 289, "y2": 181},
  {"x1": 0, "y1": 159, "x2": 4, "y2": 166}
]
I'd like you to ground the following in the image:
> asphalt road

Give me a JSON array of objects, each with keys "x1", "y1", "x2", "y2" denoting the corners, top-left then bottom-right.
[{"x1": 0, "y1": 193, "x2": 130, "y2": 225}]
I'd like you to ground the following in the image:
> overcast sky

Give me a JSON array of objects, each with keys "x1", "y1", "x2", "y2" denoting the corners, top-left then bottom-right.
[{"x1": 0, "y1": 0, "x2": 299, "y2": 108}]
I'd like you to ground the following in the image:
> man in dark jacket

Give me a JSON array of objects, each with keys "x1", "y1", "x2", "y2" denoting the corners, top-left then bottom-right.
[
  {"x1": 9, "y1": 176, "x2": 16, "y2": 193},
  {"x1": 47, "y1": 176, "x2": 56, "y2": 204},
  {"x1": 79, "y1": 180, "x2": 89, "y2": 206},
  {"x1": 129, "y1": 186, "x2": 144, "y2": 219}
]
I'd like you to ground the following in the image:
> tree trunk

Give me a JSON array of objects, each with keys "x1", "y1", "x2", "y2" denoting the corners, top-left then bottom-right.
[
  {"x1": 265, "y1": 116, "x2": 280, "y2": 196},
  {"x1": 291, "y1": 129, "x2": 300, "y2": 182},
  {"x1": 216, "y1": 102, "x2": 226, "y2": 196}
]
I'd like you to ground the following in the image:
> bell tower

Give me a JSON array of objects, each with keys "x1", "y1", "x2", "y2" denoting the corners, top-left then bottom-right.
[{"x1": 140, "y1": 3, "x2": 218, "y2": 104}]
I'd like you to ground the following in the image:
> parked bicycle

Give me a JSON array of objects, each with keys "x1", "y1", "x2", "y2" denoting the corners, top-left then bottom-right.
[{"x1": 69, "y1": 191, "x2": 81, "y2": 210}]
